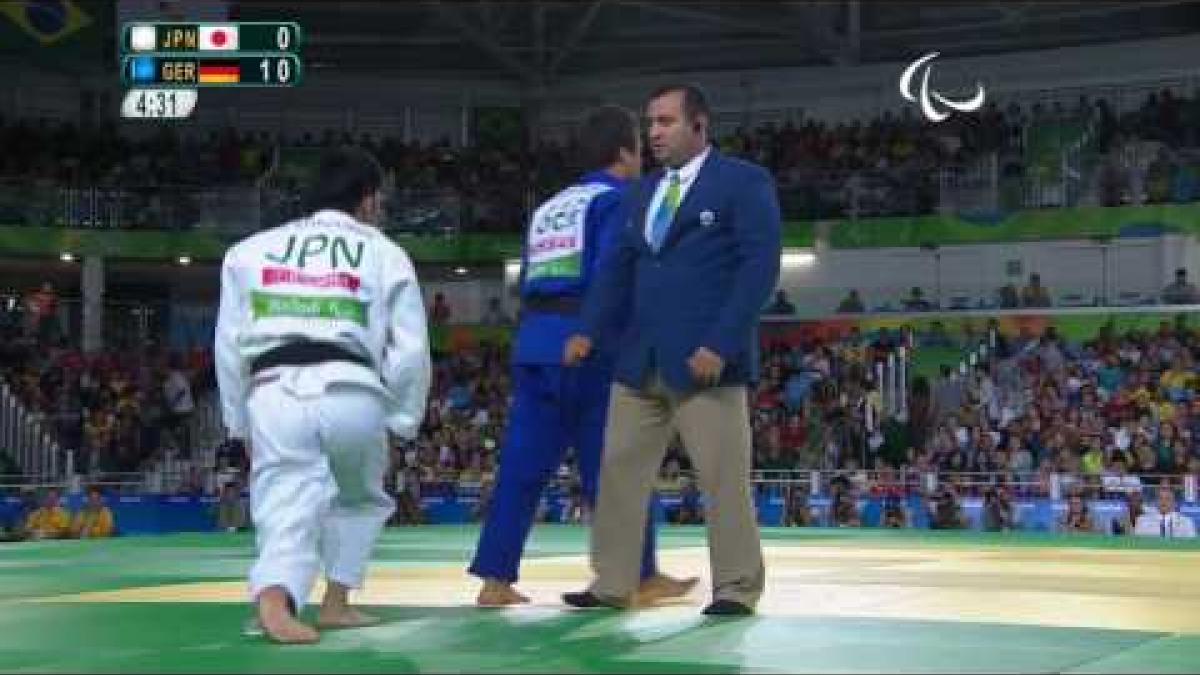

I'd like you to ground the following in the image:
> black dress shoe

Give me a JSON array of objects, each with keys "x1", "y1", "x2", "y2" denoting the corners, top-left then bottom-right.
[
  {"x1": 702, "y1": 599, "x2": 754, "y2": 616},
  {"x1": 562, "y1": 591, "x2": 623, "y2": 609}
]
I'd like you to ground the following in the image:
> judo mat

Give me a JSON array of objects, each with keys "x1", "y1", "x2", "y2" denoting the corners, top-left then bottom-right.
[{"x1": 3, "y1": 525, "x2": 1200, "y2": 673}]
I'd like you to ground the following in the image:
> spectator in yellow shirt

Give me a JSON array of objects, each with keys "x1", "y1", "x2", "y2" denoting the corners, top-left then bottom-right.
[
  {"x1": 1129, "y1": 383, "x2": 1156, "y2": 409},
  {"x1": 1080, "y1": 443, "x2": 1106, "y2": 476},
  {"x1": 23, "y1": 489, "x2": 71, "y2": 540},
  {"x1": 1154, "y1": 398, "x2": 1177, "y2": 423},
  {"x1": 1160, "y1": 358, "x2": 1196, "y2": 402},
  {"x1": 72, "y1": 487, "x2": 115, "y2": 539}
]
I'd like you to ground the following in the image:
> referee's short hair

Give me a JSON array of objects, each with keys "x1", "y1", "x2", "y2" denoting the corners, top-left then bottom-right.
[
  {"x1": 647, "y1": 83, "x2": 711, "y2": 126},
  {"x1": 307, "y1": 146, "x2": 384, "y2": 214},
  {"x1": 578, "y1": 104, "x2": 639, "y2": 171}
]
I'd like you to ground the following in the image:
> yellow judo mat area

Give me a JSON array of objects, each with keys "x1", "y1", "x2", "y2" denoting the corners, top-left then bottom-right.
[{"x1": 3, "y1": 526, "x2": 1200, "y2": 673}]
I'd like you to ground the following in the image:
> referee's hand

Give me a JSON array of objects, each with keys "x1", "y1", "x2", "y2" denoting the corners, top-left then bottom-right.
[
  {"x1": 564, "y1": 335, "x2": 592, "y2": 366},
  {"x1": 688, "y1": 347, "x2": 725, "y2": 387}
]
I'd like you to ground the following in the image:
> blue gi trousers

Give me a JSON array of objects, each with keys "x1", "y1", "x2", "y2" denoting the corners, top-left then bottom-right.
[{"x1": 469, "y1": 360, "x2": 658, "y2": 583}]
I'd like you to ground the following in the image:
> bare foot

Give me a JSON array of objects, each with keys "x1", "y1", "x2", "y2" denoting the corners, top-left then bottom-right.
[
  {"x1": 316, "y1": 606, "x2": 381, "y2": 629},
  {"x1": 257, "y1": 586, "x2": 319, "y2": 644},
  {"x1": 476, "y1": 579, "x2": 531, "y2": 607},
  {"x1": 317, "y1": 579, "x2": 381, "y2": 629},
  {"x1": 634, "y1": 573, "x2": 700, "y2": 606}
]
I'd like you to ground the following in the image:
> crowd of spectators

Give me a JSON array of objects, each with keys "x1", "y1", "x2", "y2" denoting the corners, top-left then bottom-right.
[
  {"x1": 5, "y1": 276, "x2": 1200, "y2": 537},
  {"x1": 728, "y1": 310, "x2": 1200, "y2": 530},
  {"x1": 5, "y1": 290, "x2": 1196, "y2": 514},
  {"x1": 3, "y1": 88, "x2": 1199, "y2": 232},
  {"x1": 746, "y1": 316, "x2": 1200, "y2": 479},
  {"x1": 0, "y1": 116, "x2": 273, "y2": 187},
  {"x1": 0, "y1": 294, "x2": 211, "y2": 477},
  {"x1": 383, "y1": 341, "x2": 510, "y2": 524},
  {"x1": 4, "y1": 304, "x2": 1199, "y2": 535}
]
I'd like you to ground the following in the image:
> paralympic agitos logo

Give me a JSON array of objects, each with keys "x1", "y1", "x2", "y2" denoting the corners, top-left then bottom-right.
[{"x1": 899, "y1": 52, "x2": 986, "y2": 123}]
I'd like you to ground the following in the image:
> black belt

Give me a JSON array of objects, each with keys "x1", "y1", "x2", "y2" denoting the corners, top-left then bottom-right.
[
  {"x1": 521, "y1": 295, "x2": 582, "y2": 315},
  {"x1": 250, "y1": 341, "x2": 371, "y2": 375}
]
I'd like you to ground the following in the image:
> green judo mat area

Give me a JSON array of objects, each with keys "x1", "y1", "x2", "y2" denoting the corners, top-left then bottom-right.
[{"x1": 2, "y1": 526, "x2": 1200, "y2": 673}]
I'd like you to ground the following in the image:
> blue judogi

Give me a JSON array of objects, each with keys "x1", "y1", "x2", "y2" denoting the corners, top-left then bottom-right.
[{"x1": 468, "y1": 170, "x2": 658, "y2": 584}]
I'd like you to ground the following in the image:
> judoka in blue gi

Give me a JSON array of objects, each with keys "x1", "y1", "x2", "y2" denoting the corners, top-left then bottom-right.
[{"x1": 468, "y1": 105, "x2": 697, "y2": 607}]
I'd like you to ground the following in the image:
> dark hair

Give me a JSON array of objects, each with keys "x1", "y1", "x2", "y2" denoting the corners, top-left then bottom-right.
[
  {"x1": 307, "y1": 146, "x2": 384, "y2": 214},
  {"x1": 647, "y1": 83, "x2": 711, "y2": 126},
  {"x1": 578, "y1": 105, "x2": 639, "y2": 170}
]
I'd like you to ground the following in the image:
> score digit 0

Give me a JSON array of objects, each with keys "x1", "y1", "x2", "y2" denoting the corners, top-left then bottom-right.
[{"x1": 276, "y1": 25, "x2": 291, "y2": 50}]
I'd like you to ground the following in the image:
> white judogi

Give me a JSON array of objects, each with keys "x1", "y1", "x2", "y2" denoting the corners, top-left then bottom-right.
[{"x1": 216, "y1": 209, "x2": 431, "y2": 609}]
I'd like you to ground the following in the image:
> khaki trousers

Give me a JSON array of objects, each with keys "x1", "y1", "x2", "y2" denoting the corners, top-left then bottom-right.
[{"x1": 588, "y1": 373, "x2": 765, "y2": 607}]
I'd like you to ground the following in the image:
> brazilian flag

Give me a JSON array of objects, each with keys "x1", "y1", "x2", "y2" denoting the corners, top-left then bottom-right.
[{"x1": 0, "y1": 0, "x2": 92, "y2": 45}]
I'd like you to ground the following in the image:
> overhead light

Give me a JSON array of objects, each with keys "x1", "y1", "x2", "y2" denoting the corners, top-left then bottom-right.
[
  {"x1": 177, "y1": 255, "x2": 192, "y2": 266},
  {"x1": 781, "y1": 250, "x2": 816, "y2": 268},
  {"x1": 454, "y1": 266, "x2": 469, "y2": 276},
  {"x1": 504, "y1": 258, "x2": 522, "y2": 282},
  {"x1": 59, "y1": 252, "x2": 75, "y2": 263}
]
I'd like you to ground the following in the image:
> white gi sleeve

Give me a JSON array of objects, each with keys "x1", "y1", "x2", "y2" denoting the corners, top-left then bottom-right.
[
  {"x1": 379, "y1": 241, "x2": 432, "y2": 439},
  {"x1": 215, "y1": 248, "x2": 251, "y2": 440}
]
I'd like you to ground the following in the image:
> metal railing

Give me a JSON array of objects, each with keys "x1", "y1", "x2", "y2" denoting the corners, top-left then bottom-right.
[
  {"x1": 0, "y1": 381, "x2": 60, "y2": 480},
  {"x1": 941, "y1": 130, "x2": 1200, "y2": 215},
  {"x1": 0, "y1": 179, "x2": 532, "y2": 235},
  {"x1": 189, "y1": 392, "x2": 225, "y2": 469},
  {"x1": 0, "y1": 147, "x2": 1193, "y2": 235},
  {"x1": 760, "y1": 282, "x2": 1192, "y2": 320},
  {"x1": 0, "y1": 297, "x2": 180, "y2": 353},
  {"x1": 776, "y1": 166, "x2": 930, "y2": 220},
  {"x1": 938, "y1": 153, "x2": 999, "y2": 214},
  {"x1": 11, "y1": 463, "x2": 1191, "y2": 502},
  {"x1": 0, "y1": 180, "x2": 258, "y2": 231},
  {"x1": 747, "y1": 469, "x2": 1199, "y2": 501}
]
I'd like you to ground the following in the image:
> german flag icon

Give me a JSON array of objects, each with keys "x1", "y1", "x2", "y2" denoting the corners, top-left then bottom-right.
[{"x1": 198, "y1": 61, "x2": 240, "y2": 84}]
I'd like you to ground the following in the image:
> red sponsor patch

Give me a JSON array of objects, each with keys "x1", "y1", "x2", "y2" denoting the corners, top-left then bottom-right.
[
  {"x1": 531, "y1": 236, "x2": 577, "y2": 252},
  {"x1": 262, "y1": 267, "x2": 361, "y2": 291}
]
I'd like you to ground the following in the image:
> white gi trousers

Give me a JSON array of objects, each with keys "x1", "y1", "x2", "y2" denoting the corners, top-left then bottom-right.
[{"x1": 246, "y1": 363, "x2": 396, "y2": 609}]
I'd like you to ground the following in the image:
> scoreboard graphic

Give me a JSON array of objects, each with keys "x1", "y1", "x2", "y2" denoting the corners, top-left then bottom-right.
[{"x1": 119, "y1": 22, "x2": 303, "y2": 119}]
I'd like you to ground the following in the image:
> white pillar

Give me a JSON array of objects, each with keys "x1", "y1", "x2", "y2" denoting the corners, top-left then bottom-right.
[
  {"x1": 886, "y1": 352, "x2": 897, "y2": 416},
  {"x1": 67, "y1": 451, "x2": 81, "y2": 494},
  {"x1": 875, "y1": 361, "x2": 886, "y2": 414}
]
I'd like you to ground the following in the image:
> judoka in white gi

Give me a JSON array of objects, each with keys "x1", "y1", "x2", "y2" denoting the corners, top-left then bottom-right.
[{"x1": 216, "y1": 147, "x2": 431, "y2": 643}]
